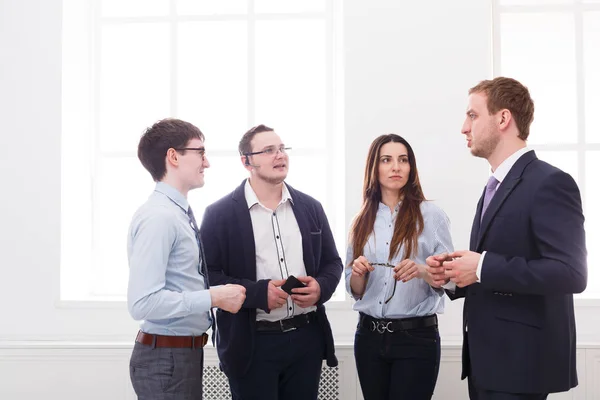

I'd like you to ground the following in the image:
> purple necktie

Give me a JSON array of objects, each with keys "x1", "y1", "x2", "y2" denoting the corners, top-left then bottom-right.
[{"x1": 481, "y1": 175, "x2": 499, "y2": 221}]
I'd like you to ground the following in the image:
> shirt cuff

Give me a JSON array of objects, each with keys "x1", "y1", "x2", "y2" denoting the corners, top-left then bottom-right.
[
  {"x1": 442, "y1": 280, "x2": 457, "y2": 292},
  {"x1": 186, "y1": 290, "x2": 213, "y2": 315},
  {"x1": 476, "y1": 251, "x2": 487, "y2": 283}
]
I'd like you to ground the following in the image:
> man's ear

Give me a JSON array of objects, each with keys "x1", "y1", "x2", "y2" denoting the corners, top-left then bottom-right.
[
  {"x1": 166, "y1": 148, "x2": 180, "y2": 168},
  {"x1": 498, "y1": 109, "x2": 512, "y2": 131}
]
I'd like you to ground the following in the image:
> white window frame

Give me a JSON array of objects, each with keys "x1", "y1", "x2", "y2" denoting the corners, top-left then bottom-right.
[
  {"x1": 60, "y1": 0, "x2": 348, "y2": 307},
  {"x1": 492, "y1": 0, "x2": 600, "y2": 304}
]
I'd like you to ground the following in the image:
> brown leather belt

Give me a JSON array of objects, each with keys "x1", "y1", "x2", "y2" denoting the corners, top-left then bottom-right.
[{"x1": 135, "y1": 331, "x2": 208, "y2": 348}]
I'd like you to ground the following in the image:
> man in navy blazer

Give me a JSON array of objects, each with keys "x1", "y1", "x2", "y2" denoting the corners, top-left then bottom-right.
[
  {"x1": 426, "y1": 77, "x2": 587, "y2": 399},
  {"x1": 200, "y1": 124, "x2": 342, "y2": 400}
]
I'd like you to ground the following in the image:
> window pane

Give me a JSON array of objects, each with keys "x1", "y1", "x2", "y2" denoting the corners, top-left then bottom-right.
[
  {"x1": 584, "y1": 12, "x2": 600, "y2": 143},
  {"x1": 176, "y1": 0, "x2": 247, "y2": 15},
  {"x1": 534, "y1": 150, "x2": 578, "y2": 184},
  {"x1": 177, "y1": 22, "x2": 248, "y2": 150},
  {"x1": 101, "y1": 0, "x2": 169, "y2": 17},
  {"x1": 92, "y1": 157, "x2": 155, "y2": 297},
  {"x1": 499, "y1": 13, "x2": 577, "y2": 144},
  {"x1": 583, "y1": 152, "x2": 600, "y2": 297},
  {"x1": 255, "y1": 20, "x2": 328, "y2": 148},
  {"x1": 100, "y1": 23, "x2": 171, "y2": 153},
  {"x1": 254, "y1": 0, "x2": 326, "y2": 14}
]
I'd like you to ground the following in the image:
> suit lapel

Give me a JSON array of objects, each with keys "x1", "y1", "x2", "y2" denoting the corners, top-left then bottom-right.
[
  {"x1": 476, "y1": 176, "x2": 521, "y2": 250},
  {"x1": 475, "y1": 150, "x2": 537, "y2": 250},
  {"x1": 232, "y1": 180, "x2": 257, "y2": 280},
  {"x1": 470, "y1": 189, "x2": 485, "y2": 251}
]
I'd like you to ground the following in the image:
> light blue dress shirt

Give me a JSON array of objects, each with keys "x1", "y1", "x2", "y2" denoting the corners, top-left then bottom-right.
[
  {"x1": 345, "y1": 201, "x2": 454, "y2": 319},
  {"x1": 127, "y1": 182, "x2": 212, "y2": 335}
]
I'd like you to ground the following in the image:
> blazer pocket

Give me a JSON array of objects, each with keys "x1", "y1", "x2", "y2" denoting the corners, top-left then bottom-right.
[
  {"x1": 310, "y1": 230, "x2": 322, "y2": 235},
  {"x1": 493, "y1": 294, "x2": 543, "y2": 329}
]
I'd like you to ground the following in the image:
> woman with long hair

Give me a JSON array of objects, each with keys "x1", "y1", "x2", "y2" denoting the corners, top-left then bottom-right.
[{"x1": 345, "y1": 134, "x2": 454, "y2": 399}]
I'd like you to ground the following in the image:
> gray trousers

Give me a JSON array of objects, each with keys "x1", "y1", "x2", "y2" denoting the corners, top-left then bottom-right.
[{"x1": 130, "y1": 342, "x2": 204, "y2": 400}]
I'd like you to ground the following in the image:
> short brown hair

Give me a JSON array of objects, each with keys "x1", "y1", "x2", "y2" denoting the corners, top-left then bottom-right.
[
  {"x1": 238, "y1": 124, "x2": 274, "y2": 155},
  {"x1": 138, "y1": 118, "x2": 204, "y2": 181},
  {"x1": 469, "y1": 77, "x2": 535, "y2": 140}
]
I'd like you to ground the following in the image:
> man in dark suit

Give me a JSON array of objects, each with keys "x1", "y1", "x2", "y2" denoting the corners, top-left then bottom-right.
[
  {"x1": 426, "y1": 77, "x2": 587, "y2": 399},
  {"x1": 200, "y1": 124, "x2": 342, "y2": 400}
]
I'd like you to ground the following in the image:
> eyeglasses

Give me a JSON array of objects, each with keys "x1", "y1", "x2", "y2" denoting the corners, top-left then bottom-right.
[
  {"x1": 174, "y1": 147, "x2": 206, "y2": 161},
  {"x1": 369, "y1": 261, "x2": 397, "y2": 304},
  {"x1": 243, "y1": 145, "x2": 291, "y2": 158}
]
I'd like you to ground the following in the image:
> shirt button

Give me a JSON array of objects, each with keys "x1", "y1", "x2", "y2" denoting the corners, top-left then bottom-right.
[
  {"x1": 276, "y1": 236, "x2": 280, "y2": 239},
  {"x1": 280, "y1": 258, "x2": 284, "y2": 262},
  {"x1": 379, "y1": 301, "x2": 382, "y2": 305},
  {"x1": 289, "y1": 307, "x2": 292, "y2": 311},
  {"x1": 386, "y1": 242, "x2": 389, "y2": 245},
  {"x1": 273, "y1": 212, "x2": 276, "y2": 216}
]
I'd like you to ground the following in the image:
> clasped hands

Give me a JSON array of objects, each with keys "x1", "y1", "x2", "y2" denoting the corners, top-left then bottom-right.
[
  {"x1": 268, "y1": 276, "x2": 321, "y2": 310},
  {"x1": 351, "y1": 256, "x2": 422, "y2": 283},
  {"x1": 425, "y1": 250, "x2": 482, "y2": 288}
]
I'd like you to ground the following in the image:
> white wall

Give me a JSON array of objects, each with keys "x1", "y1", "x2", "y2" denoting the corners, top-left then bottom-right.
[{"x1": 1, "y1": 0, "x2": 599, "y2": 398}]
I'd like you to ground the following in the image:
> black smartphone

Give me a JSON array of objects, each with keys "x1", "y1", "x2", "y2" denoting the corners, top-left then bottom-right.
[{"x1": 281, "y1": 275, "x2": 306, "y2": 295}]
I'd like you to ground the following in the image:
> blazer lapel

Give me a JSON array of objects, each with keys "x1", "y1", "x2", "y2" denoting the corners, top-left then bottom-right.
[
  {"x1": 232, "y1": 180, "x2": 257, "y2": 280},
  {"x1": 475, "y1": 150, "x2": 537, "y2": 250},
  {"x1": 470, "y1": 189, "x2": 485, "y2": 251}
]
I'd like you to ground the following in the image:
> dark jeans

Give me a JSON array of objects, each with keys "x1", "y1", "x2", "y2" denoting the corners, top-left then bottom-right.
[
  {"x1": 354, "y1": 316, "x2": 441, "y2": 400},
  {"x1": 468, "y1": 378, "x2": 548, "y2": 400},
  {"x1": 129, "y1": 342, "x2": 204, "y2": 400},
  {"x1": 228, "y1": 320, "x2": 325, "y2": 400}
]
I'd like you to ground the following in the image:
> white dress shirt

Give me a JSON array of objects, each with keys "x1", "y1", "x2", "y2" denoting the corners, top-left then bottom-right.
[{"x1": 244, "y1": 180, "x2": 316, "y2": 321}]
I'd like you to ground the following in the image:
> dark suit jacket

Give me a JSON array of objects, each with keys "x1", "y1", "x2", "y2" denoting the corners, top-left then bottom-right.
[
  {"x1": 449, "y1": 150, "x2": 587, "y2": 394},
  {"x1": 200, "y1": 180, "x2": 343, "y2": 378}
]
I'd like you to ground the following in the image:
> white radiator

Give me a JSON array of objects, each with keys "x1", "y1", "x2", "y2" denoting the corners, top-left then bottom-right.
[{"x1": 202, "y1": 366, "x2": 340, "y2": 400}]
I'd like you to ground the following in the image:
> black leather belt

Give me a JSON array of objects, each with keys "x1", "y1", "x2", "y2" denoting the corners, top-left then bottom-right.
[
  {"x1": 256, "y1": 312, "x2": 316, "y2": 332},
  {"x1": 359, "y1": 313, "x2": 438, "y2": 334}
]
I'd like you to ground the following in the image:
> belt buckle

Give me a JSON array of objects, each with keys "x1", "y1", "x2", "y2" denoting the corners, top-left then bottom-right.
[
  {"x1": 280, "y1": 319, "x2": 296, "y2": 333},
  {"x1": 376, "y1": 321, "x2": 394, "y2": 334}
]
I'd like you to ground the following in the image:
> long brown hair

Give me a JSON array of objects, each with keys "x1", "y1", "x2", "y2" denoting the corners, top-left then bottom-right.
[{"x1": 349, "y1": 134, "x2": 425, "y2": 263}]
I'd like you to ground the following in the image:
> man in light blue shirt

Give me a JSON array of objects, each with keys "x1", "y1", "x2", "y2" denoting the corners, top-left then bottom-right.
[{"x1": 127, "y1": 118, "x2": 246, "y2": 400}]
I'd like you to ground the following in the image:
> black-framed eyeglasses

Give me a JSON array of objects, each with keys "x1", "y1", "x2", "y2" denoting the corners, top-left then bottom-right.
[
  {"x1": 243, "y1": 145, "x2": 291, "y2": 157},
  {"x1": 174, "y1": 147, "x2": 206, "y2": 160},
  {"x1": 369, "y1": 261, "x2": 397, "y2": 304}
]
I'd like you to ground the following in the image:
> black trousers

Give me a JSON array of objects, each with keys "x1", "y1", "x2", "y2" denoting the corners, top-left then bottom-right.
[
  {"x1": 227, "y1": 320, "x2": 326, "y2": 400},
  {"x1": 354, "y1": 316, "x2": 441, "y2": 400},
  {"x1": 129, "y1": 342, "x2": 204, "y2": 400}
]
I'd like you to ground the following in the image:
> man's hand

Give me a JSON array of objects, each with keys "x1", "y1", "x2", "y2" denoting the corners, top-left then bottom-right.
[
  {"x1": 209, "y1": 284, "x2": 246, "y2": 314},
  {"x1": 393, "y1": 259, "x2": 419, "y2": 282},
  {"x1": 443, "y1": 250, "x2": 481, "y2": 288},
  {"x1": 351, "y1": 255, "x2": 374, "y2": 278},
  {"x1": 290, "y1": 276, "x2": 321, "y2": 308},
  {"x1": 267, "y1": 279, "x2": 289, "y2": 311},
  {"x1": 425, "y1": 253, "x2": 453, "y2": 287}
]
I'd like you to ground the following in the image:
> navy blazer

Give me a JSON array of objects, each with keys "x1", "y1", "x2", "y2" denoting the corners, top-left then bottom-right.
[
  {"x1": 200, "y1": 180, "x2": 343, "y2": 378},
  {"x1": 449, "y1": 150, "x2": 587, "y2": 394}
]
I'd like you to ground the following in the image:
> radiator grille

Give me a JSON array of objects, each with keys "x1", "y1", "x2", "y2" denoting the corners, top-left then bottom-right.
[{"x1": 202, "y1": 366, "x2": 340, "y2": 400}]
